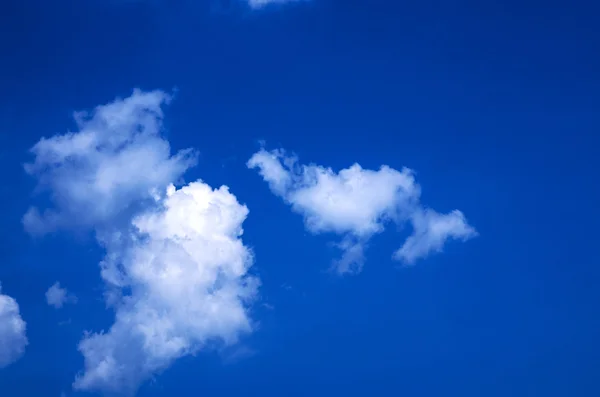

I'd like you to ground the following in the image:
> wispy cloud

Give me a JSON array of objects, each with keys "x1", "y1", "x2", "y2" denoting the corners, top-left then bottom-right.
[
  {"x1": 26, "y1": 90, "x2": 258, "y2": 394},
  {"x1": 0, "y1": 284, "x2": 27, "y2": 369},
  {"x1": 220, "y1": 345, "x2": 257, "y2": 364},
  {"x1": 394, "y1": 209, "x2": 477, "y2": 264},
  {"x1": 246, "y1": 0, "x2": 304, "y2": 9},
  {"x1": 45, "y1": 282, "x2": 78, "y2": 309},
  {"x1": 23, "y1": 89, "x2": 196, "y2": 235},
  {"x1": 248, "y1": 147, "x2": 476, "y2": 273}
]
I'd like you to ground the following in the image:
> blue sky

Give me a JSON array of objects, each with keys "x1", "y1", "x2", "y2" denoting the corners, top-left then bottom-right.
[{"x1": 1, "y1": 0, "x2": 599, "y2": 396}]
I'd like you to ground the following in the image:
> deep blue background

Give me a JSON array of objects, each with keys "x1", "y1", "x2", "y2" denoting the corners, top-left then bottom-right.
[{"x1": 1, "y1": 0, "x2": 599, "y2": 396}]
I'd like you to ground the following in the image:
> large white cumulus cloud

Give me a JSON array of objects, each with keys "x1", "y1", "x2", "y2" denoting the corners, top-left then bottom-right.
[
  {"x1": 248, "y1": 148, "x2": 476, "y2": 273},
  {"x1": 0, "y1": 284, "x2": 28, "y2": 369},
  {"x1": 25, "y1": 90, "x2": 258, "y2": 394},
  {"x1": 75, "y1": 182, "x2": 257, "y2": 393}
]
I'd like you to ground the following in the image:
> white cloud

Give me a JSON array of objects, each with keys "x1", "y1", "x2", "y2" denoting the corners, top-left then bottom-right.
[
  {"x1": 0, "y1": 284, "x2": 28, "y2": 369},
  {"x1": 23, "y1": 89, "x2": 197, "y2": 235},
  {"x1": 45, "y1": 282, "x2": 77, "y2": 309},
  {"x1": 248, "y1": 147, "x2": 476, "y2": 272},
  {"x1": 247, "y1": 0, "x2": 302, "y2": 9},
  {"x1": 25, "y1": 90, "x2": 258, "y2": 395},
  {"x1": 394, "y1": 209, "x2": 477, "y2": 264},
  {"x1": 75, "y1": 182, "x2": 257, "y2": 394}
]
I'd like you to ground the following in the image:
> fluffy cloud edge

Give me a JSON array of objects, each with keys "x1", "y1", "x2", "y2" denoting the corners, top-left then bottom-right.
[
  {"x1": 23, "y1": 88, "x2": 197, "y2": 236},
  {"x1": 0, "y1": 284, "x2": 28, "y2": 369}
]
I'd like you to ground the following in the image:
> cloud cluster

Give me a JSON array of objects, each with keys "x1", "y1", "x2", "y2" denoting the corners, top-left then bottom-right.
[
  {"x1": 24, "y1": 88, "x2": 476, "y2": 392},
  {"x1": 26, "y1": 90, "x2": 258, "y2": 394},
  {"x1": 248, "y1": 148, "x2": 476, "y2": 273},
  {"x1": 45, "y1": 282, "x2": 77, "y2": 309},
  {"x1": 0, "y1": 284, "x2": 28, "y2": 369}
]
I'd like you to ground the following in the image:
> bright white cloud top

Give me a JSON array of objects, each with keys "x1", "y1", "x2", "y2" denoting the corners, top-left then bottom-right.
[
  {"x1": 248, "y1": 148, "x2": 477, "y2": 273},
  {"x1": 25, "y1": 90, "x2": 258, "y2": 394},
  {"x1": 0, "y1": 284, "x2": 28, "y2": 369},
  {"x1": 45, "y1": 282, "x2": 77, "y2": 309}
]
